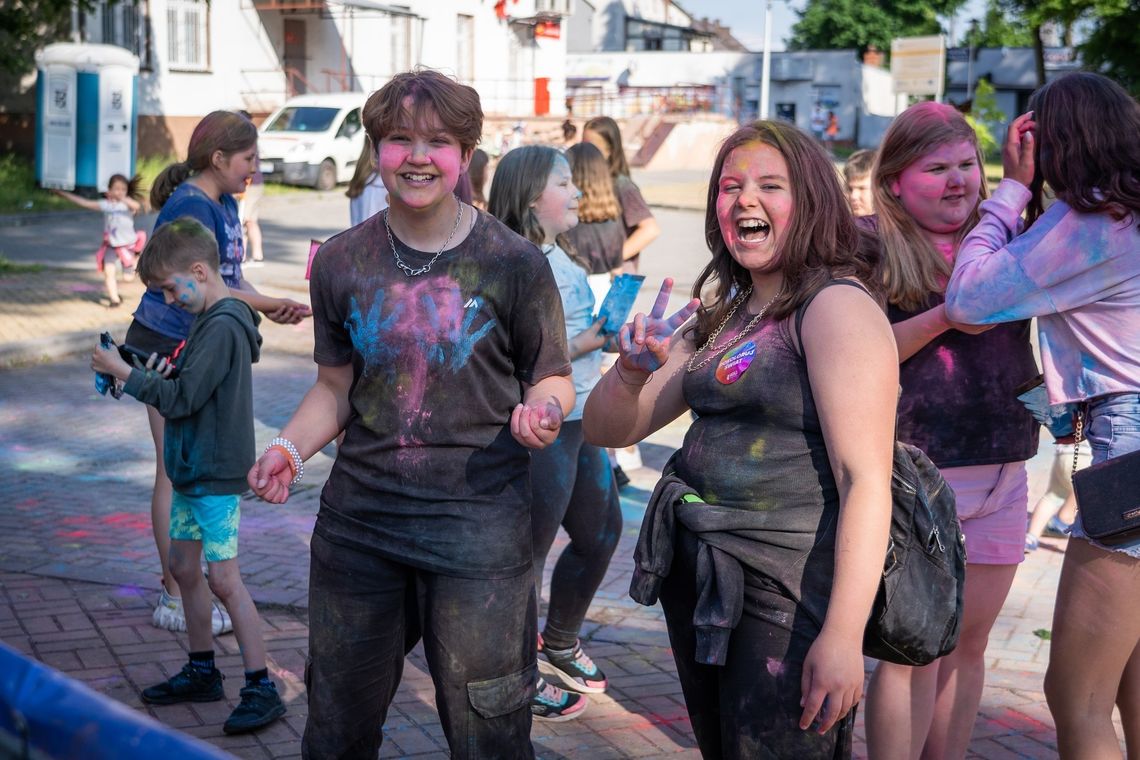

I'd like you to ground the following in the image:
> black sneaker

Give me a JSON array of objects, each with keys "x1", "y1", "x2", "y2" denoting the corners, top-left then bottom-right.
[
  {"x1": 223, "y1": 681, "x2": 286, "y2": 734},
  {"x1": 530, "y1": 677, "x2": 587, "y2": 722},
  {"x1": 613, "y1": 465, "x2": 631, "y2": 489},
  {"x1": 141, "y1": 664, "x2": 224, "y2": 705}
]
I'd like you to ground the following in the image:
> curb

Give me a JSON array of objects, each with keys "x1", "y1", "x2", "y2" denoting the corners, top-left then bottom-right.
[
  {"x1": 647, "y1": 201, "x2": 703, "y2": 212},
  {"x1": 0, "y1": 210, "x2": 99, "y2": 228}
]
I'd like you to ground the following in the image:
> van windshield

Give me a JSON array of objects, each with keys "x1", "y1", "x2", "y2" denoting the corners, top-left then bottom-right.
[{"x1": 264, "y1": 107, "x2": 339, "y2": 133}]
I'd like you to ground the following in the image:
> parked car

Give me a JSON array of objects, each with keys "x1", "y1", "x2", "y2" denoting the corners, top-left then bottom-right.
[{"x1": 257, "y1": 93, "x2": 366, "y2": 190}]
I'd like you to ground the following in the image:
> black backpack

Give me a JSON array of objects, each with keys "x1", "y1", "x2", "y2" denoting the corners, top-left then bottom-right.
[{"x1": 796, "y1": 281, "x2": 966, "y2": 666}]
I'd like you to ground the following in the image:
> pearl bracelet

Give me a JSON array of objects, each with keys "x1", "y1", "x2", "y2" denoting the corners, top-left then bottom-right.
[{"x1": 266, "y1": 436, "x2": 304, "y2": 486}]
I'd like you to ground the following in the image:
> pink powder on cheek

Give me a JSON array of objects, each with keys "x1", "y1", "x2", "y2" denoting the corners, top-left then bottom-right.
[
  {"x1": 378, "y1": 143, "x2": 409, "y2": 172},
  {"x1": 431, "y1": 147, "x2": 462, "y2": 178}
]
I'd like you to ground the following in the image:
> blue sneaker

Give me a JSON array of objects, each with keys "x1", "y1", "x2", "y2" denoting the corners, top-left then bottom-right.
[
  {"x1": 1044, "y1": 516, "x2": 1072, "y2": 538},
  {"x1": 530, "y1": 677, "x2": 587, "y2": 722},
  {"x1": 538, "y1": 638, "x2": 608, "y2": 694}
]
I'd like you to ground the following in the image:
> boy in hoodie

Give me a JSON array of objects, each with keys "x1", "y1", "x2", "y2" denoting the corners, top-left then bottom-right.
[{"x1": 91, "y1": 216, "x2": 284, "y2": 735}]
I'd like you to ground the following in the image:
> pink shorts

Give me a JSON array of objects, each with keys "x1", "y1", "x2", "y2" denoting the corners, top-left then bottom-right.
[{"x1": 942, "y1": 462, "x2": 1028, "y2": 565}]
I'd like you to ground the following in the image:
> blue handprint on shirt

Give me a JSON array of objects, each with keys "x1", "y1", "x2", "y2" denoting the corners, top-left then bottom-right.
[{"x1": 346, "y1": 291, "x2": 405, "y2": 366}]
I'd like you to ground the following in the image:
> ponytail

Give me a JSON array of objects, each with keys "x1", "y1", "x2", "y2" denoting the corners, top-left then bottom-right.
[
  {"x1": 150, "y1": 161, "x2": 193, "y2": 210},
  {"x1": 151, "y1": 110, "x2": 258, "y2": 210}
]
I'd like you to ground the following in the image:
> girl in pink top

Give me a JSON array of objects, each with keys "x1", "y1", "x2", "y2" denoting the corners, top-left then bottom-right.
[
  {"x1": 863, "y1": 101, "x2": 1039, "y2": 760},
  {"x1": 945, "y1": 72, "x2": 1140, "y2": 757}
]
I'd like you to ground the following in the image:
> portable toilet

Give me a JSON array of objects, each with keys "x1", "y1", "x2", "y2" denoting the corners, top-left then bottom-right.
[{"x1": 35, "y1": 43, "x2": 139, "y2": 192}]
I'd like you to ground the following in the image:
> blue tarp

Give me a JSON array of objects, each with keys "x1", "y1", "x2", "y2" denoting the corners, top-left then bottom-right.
[{"x1": 0, "y1": 642, "x2": 231, "y2": 760}]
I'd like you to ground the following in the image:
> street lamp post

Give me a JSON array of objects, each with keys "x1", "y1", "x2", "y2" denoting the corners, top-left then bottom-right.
[{"x1": 760, "y1": 0, "x2": 773, "y2": 119}]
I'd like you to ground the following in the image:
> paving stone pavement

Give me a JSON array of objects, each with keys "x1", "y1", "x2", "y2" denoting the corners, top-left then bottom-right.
[{"x1": 0, "y1": 191, "x2": 1119, "y2": 758}]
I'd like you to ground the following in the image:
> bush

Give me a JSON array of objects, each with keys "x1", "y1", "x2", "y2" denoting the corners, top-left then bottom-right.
[{"x1": 0, "y1": 155, "x2": 75, "y2": 214}]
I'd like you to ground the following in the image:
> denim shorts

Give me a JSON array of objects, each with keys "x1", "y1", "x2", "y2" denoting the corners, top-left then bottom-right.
[
  {"x1": 1069, "y1": 393, "x2": 1140, "y2": 558},
  {"x1": 170, "y1": 492, "x2": 241, "y2": 562}
]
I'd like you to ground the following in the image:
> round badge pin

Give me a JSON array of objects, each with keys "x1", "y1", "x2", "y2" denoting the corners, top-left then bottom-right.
[{"x1": 715, "y1": 340, "x2": 756, "y2": 384}]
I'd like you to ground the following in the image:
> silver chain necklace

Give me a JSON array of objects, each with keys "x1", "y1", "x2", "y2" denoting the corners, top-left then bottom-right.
[
  {"x1": 686, "y1": 285, "x2": 780, "y2": 373},
  {"x1": 385, "y1": 203, "x2": 464, "y2": 277}
]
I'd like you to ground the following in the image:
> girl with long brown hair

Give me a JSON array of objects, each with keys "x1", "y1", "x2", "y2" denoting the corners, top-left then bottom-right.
[
  {"x1": 582, "y1": 115, "x2": 660, "y2": 273},
  {"x1": 583, "y1": 120, "x2": 896, "y2": 757},
  {"x1": 489, "y1": 144, "x2": 622, "y2": 722},
  {"x1": 130, "y1": 110, "x2": 310, "y2": 638},
  {"x1": 946, "y1": 71, "x2": 1140, "y2": 757},
  {"x1": 863, "y1": 101, "x2": 1039, "y2": 760}
]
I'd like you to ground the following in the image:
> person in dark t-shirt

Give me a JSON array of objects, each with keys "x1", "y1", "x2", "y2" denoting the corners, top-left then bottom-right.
[
  {"x1": 581, "y1": 116, "x2": 660, "y2": 273},
  {"x1": 247, "y1": 71, "x2": 573, "y2": 760},
  {"x1": 861, "y1": 101, "x2": 1038, "y2": 760},
  {"x1": 584, "y1": 120, "x2": 897, "y2": 758}
]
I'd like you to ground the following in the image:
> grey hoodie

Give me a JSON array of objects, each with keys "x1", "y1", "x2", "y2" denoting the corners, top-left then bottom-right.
[{"x1": 125, "y1": 297, "x2": 262, "y2": 495}]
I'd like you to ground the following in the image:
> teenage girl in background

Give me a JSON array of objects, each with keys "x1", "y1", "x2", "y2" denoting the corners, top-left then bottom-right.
[
  {"x1": 489, "y1": 145, "x2": 622, "y2": 723},
  {"x1": 582, "y1": 116, "x2": 660, "y2": 273},
  {"x1": 862, "y1": 101, "x2": 1038, "y2": 760},
  {"x1": 564, "y1": 142, "x2": 626, "y2": 306},
  {"x1": 345, "y1": 136, "x2": 388, "y2": 226},
  {"x1": 133, "y1": 110, "x2": 311, "y2": 634}
]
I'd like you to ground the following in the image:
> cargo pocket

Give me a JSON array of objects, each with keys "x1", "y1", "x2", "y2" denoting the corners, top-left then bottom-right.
[{"x1": 466, "y1": 663, "x2": 536, "y2": 719}]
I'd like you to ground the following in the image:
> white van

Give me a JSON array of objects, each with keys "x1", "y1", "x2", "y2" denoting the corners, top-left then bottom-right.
[{"x1": 257, "y1": 93, "x2": 366, "y2": 190}]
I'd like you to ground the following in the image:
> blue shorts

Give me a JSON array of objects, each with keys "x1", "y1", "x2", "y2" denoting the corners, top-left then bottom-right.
[
  {"x1": 1070, "y1": 393, "x2": 1140, "y2": 558},
  {"x1": 170, "y1": 492, "x2": 241, "y2": 562}
]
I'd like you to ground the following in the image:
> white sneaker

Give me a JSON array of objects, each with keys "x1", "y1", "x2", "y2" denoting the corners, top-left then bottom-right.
[
  {"x1": 615, "y1": 445, "x2": 643, "y2": 470},
  {"x1": 152, "y1": 586, "x2": 234, "y2": 635}
]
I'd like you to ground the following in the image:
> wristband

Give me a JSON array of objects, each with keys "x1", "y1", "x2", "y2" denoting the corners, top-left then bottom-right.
[
  {"x1": 266, "y1": 446, "x2": 297, "y2": 480},
  {"x1": 265, "y1": 437, "x2": 304, "y2": 486}
]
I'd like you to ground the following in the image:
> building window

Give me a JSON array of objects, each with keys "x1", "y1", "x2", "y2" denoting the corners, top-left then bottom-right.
[
  {"x1": 167, "y1": 0, "x2": 209, "y2": 71},
  {"x1": 391, "y1": 14, "x2": 413, "y2": 74},
  {"x1": 84, "y1": 0, "x2": 151, "y2": 68},
  {"x1": 456, "y1": 14, "x2": 474, "y2": 83}
]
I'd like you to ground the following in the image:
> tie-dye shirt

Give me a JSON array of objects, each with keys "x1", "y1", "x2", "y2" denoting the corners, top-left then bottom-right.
[
  {"x1": 946, "y1": 179, "x2": 1140, "y2": 405},
  {"x1": 309, "y1": 209, "x2": 571, "y2": 579}
]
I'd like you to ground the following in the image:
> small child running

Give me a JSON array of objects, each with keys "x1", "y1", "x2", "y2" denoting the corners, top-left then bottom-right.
[
  {"x1": 55, "y1": 174, "x2": 147, "y2": 307},
  {"x1": 91, "y1": 216, "x2": 284, "y2": 735}
]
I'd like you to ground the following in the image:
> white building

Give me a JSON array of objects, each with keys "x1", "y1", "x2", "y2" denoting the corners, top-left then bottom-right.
[
  {"x1": 567, "y1": 48, "x2": 903, "y2": 149},
  {"x1": 568, "y1": 0, "x2": 715, "y2": 53},
  {"x1": 64, "y1": 0, "x2": 572, "y2": 156}
]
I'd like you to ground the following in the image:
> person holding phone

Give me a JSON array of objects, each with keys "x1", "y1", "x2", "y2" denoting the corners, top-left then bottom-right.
[{"x1": 489, "y1": 145, "x2": 622, "y2": 720}]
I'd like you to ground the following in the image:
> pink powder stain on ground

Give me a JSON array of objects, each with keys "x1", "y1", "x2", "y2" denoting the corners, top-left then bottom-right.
[
  {"x1": 101, "y1": 513, "x2": 151, "y2": 532},
  {"x1": 69, "y1": 283, "x2": 100, "y2": 293}
]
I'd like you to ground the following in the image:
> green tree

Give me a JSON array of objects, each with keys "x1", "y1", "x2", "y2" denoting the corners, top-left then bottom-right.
[
  {"x1": 1079, "y1": 0, "x2": 1140, "y2": 95},
  {"x1": 789, "y1": 0, "x2": 969, "y2": 54},
  {"x1": 0, "y1": 0, "x2": 106, "y2": 78},
  {"x1": 962, "y1": 0, "x2": 1035, "y2": 48},
  {"x1": 963, "y1": 78, "x2": 1006, "y2": 158}
]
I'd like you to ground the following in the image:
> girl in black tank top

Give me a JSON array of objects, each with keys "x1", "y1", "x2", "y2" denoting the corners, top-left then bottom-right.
[{"x1": 583, "y1": 121, "x2": 898, "y2": 758}]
